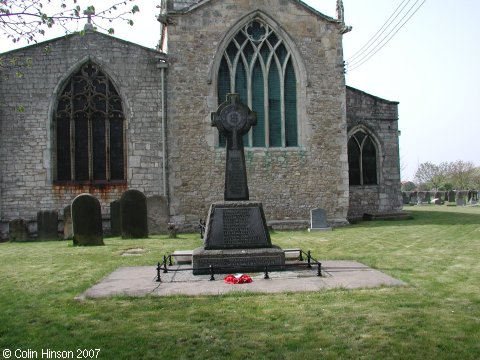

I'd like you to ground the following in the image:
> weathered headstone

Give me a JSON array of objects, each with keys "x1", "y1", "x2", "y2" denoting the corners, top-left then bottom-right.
[
  {"x1": 447, "y1": 190, "x2": 456, "y2": 203},
  {"x1": 409, "y1": 191, "x2": 418, "y2": 205},
  {"x1": 402, "y1": 192, "x2": 409, "y2": 205},
  {"x1": 470, "y1": 190, "x2": 478, "y2": 204},
  {"x1": 147, "y1": 195, "x2": 168, "y2": 235},
  {"x1": 37, "y1": 210, "x2": 58, "y2": 240},
  {"x1": 456, "y1": 191, "x2": 466, "y2": 206},
  {"x1": 192, "y1": 94, "x2": 284, "y2": 274},
  {"x1": 9, "y1": 219, "x2": 29, "y2": 242},
  {"x1": 72, "y1": 193, "x2": 104, "y2": 246},
  {"x1": 424, "y1": 192, "x2": 431, "y2": 204},
  {"x1": 308, "y1": 208, "x2": 332, "y2": 232},
  {"x1": 417, "y1": 191, "x2": 426, "y2": 205},
  {"x1": 110, "y1": 200, "x2": 121, "y2": 236},
  {"x1": 63, "y1": 205, "x2": 73, "y2": 240},
  {"x1": 120, "y1": 189, "x2": 148, "y2": 239}
]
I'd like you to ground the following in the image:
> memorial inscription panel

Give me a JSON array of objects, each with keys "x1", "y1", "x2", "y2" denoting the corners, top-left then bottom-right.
[{"x1": 205, "y1": 205, "x2": 270, "y2": 249}]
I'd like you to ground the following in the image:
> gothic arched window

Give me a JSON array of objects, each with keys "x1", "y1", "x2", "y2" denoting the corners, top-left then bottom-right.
[
  {"x1": 217, "y1": 19, "x2": 298, "y2": 148},
  {"x1": 54, "y1": 62, "x2": 125, "y2": 183},
  {"x1": 348, "y1": 130, "x2": 378, "y2": 185}
]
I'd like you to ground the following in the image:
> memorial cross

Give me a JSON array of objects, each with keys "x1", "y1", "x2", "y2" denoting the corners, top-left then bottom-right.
[{"x1": 211, "y1": 94, "x2": 257, "y2": 201}]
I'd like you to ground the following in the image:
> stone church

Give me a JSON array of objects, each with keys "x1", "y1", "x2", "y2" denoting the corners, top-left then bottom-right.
[{"x1": 0, "y1": 0, "x2": 402, "y2": 238}]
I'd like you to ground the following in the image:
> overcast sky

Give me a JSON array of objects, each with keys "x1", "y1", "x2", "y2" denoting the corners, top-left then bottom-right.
[{"x1": 1, "y1": 0, "x2": 478, "y2": 181}]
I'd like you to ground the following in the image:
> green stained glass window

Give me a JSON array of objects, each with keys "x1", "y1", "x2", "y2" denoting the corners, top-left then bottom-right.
[{"x1": 216, "y1": 19, "x2": 299, "y2": 148}]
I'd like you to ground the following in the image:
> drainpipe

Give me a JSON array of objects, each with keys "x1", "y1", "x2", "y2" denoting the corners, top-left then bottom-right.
[{"x1": 157, "y1": 60, "x2": 168, "y2": 198}]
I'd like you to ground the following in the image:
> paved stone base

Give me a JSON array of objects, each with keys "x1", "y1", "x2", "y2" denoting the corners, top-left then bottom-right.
[
  {"x1": 192, "y1": 246, "x2": 285, "y2": 275},
  {"x1": 76, "y1": 260, "x2": 406, "y2": 299}
]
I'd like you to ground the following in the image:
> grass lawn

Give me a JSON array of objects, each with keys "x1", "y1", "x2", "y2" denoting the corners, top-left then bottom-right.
[{"x1": 0, "y1": 206, "x2": 479, "y2": 359}]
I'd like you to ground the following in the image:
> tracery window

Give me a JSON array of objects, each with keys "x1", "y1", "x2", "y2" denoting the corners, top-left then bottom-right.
[
  {"x1": 348, "y1": 130, "x2": 378, "y2": 185},
  {"x1": 54, "y1": 61, "x2": 125, "y2": 183},
  {"x1": 217, "y1": 19, "x2": 298, "y2": 148}
]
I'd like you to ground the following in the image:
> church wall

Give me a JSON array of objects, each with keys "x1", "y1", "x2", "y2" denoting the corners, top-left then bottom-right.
[
  {"x1": 165, "y1": 0, "x2": 349, "y2": 229},
  {"x1": 0, "y1": 32, "x2": 165, "y2": 237},
  {"x1": 346, "y1": 87, "x2": 402, "y2": 219}
]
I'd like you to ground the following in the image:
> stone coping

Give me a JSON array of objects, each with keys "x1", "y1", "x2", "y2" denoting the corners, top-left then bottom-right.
[{"x1": 76, "y1": 260, "x2": 405, "y2": 299}]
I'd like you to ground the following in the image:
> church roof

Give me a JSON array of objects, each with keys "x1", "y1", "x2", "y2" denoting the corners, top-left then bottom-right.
[
  {"x1": 0, "y1": 30, "x2": 165, "y2": 57},
  {"x1": 168, "y1": 0, "x2": 338, "y2": 23},
  {"x1": 346, "y1": 86, "x2": 399, "y2": 105}
]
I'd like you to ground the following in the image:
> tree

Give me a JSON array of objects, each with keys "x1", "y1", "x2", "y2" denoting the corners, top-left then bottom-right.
[
  {"x1": 1, "y1": 0, "x2": 140, "y2": 44},
  {"x1": 448, "y1": 160, "x2": 477, "y2": 189},
  {"x1": 401, "y1": 181, "x2": 416, "y2": 192},
  {"x1": 414, "y1": 162, "x2": 449, "y2": 190}
]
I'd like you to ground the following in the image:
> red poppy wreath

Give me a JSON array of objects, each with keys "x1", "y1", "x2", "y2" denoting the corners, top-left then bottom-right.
[{"x1": 224, "y1": 274, "x2": 253, "y2": 284}]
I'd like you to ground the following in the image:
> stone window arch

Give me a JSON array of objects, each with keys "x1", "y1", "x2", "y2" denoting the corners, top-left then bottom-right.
[
  {"x1": 348, "y1": 129, "x2": 378, "y2": 185},
  {"x1": 53, "y1": 61, "x2": 125, "y2": 183},
  {"x1": 217, "y1": 18, "x2": 298, "y2": 148}
]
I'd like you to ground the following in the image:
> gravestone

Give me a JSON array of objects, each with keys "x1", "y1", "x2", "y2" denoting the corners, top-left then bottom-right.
[
  {"x1": 433, "y1": 191, "x2": 442, "y2": 205},
  {"x1": 402, "y1": 192, "x2": 409, "y2": 205},
  {"x1": 192, "y1": 94, "x2": 285, "y2": 274},
  {"x1": 424, "y1": 192, "x2": 431, "y2": 204},
  {"x1": 147, "y1": 195, "x2": 168, "y2": 234},
  {"x1": 470, "y1": 190, "x2": 478, "y2": 205},
  {"x1": 409, "y1": 192, "x2": 418, "y2": 205},
  {"x1": 456, "y1": 191, "x2": 466, "y2": 206},
  {"x1": 37, "y1": 210, "x2": 58, "y2": 240},
  {"x1": 72, "y1": 193, "x2": 104, "y2": 246},
  {"x1": 9, "y1": 219, "x2": 29, "y2": 242},
  {"x1": 110, "y1": 200, "x2": 121, "y2": 236},
  {"x1": 417, "y1": 192, "x2": 426, "y2": 205},
  {"x1": 63, "y1": 205, "x2": 73, "y2": 240},
  {"x1": 308, "y1": 208, "x2": 332, "y2": 232},
  {"x1": 120, "y1": 189, "x2": 148, "y2": 239},
  {"x1": 447, "y1": 190, "x2": 456, "y2": 203}
]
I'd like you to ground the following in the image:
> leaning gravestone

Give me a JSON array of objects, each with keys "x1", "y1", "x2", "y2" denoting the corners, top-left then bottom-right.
[
  {"x1": 71, "y1": 194, "x2": 104, "y2": 246},
  {"x1": 63, "y1": 205, "x2": 73, "y2": 240},
  {"x1": 120, "y1": 189, "x2": 148, "y2": 239},
  {"x1": 192, "y1": 94, "x2": 285, "y2": 274},
  {"x1": 110, "y1": 200, "x2": 121, "y2": 236},
  {"x1": 308, "y1": 208, "x2": 332, "y2": 232},
  {"x1": 9, "y1": 219, "x2": 29, "y2": 242},
  {"x1": 37, "y1": 210, "x2": 58, "y2": 240},
  {"x1": 147, "y1": 195, "x2": 168, "y2": 235}
]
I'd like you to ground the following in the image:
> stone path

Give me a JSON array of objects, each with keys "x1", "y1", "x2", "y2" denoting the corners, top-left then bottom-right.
[{"x1": 76, "y1": 260, "x2": 405, "y2": 299}]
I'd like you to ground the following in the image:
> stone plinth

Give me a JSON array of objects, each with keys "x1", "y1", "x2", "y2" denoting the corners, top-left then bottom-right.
[
  {"x1": 192, "y1": 201, "x2": 285, "y2": 274},
  {"x1": 192, "y1": 246, "x2": 285, "y2": 275}
]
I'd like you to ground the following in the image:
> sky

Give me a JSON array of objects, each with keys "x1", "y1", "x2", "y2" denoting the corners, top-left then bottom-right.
[{"x1": 1, "y1": 0, "x2": 479, "y2": 181}]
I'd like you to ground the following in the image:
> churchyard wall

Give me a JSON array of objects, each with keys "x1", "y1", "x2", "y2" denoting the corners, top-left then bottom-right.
[
  {"x1": 165, "y1": 0, "x2": 350, "y2": 229},
  {"x1": 346, "y1": 86, "x2": 402, "y2": 219},
  {"x1": 0, "y1": 32, "x2": 165, "y2": 238}
]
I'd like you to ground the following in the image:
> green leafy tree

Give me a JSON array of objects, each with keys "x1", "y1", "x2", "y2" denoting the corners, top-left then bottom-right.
[
  {"x1": 401, "y1": 181, "x2": 416, "y2": 192},
  {"x1": 414, "y1": 162, "x2": 449, "y2": 190},
  {"x1": 447, "y1": 160, "x2": 477, "y2": 189}
]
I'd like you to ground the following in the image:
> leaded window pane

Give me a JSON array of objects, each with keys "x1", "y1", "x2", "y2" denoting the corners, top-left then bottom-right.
[
  {"x1": 252, "y1": 60, "x2": 265, "y2": 147},
  {"x1": 268, "y1": 61, "x2": 282, "y2": 147},
  {"x1": 348, "y1": 131, "x2": 378, "y2": 186},
  {"x1": 362, "y1": 137, "x2": 377, "y2": 185},
  {"x1": 348, "y1": 137, "x2": 361, "y2": 185},
  {"x1": 284, "y1": 58, "x2": 297, "y2": 147}
]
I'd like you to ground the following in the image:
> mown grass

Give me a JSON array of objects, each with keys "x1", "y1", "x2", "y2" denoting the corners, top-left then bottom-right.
[{"x1": 0, "y1": 206, "x2": 479, "y2": 359}]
